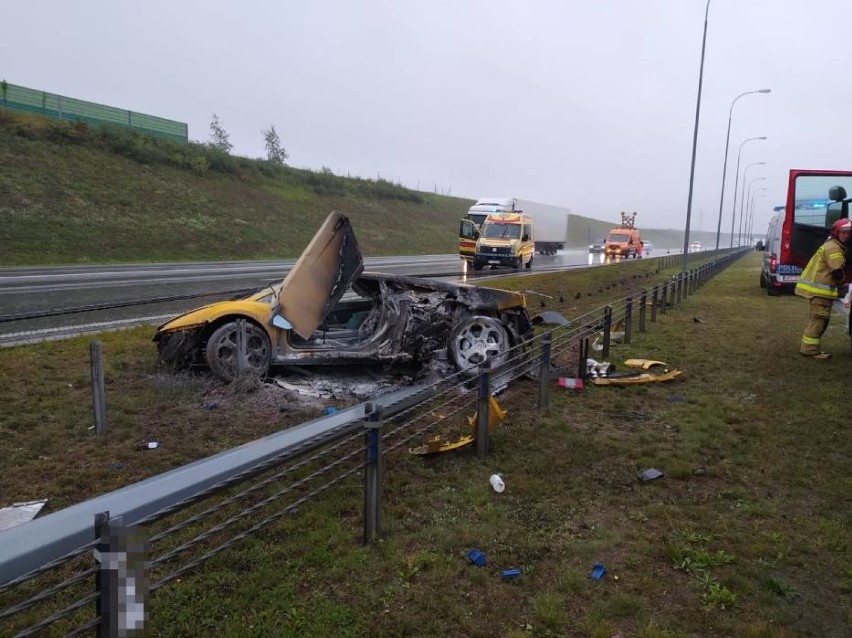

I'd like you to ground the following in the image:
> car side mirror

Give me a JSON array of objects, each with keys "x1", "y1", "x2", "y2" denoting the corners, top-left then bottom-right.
[
  {"x1": 271, "y1": 314, "x2": 292, "y2": 330},
  {"x1": 829, "y1": 186, "x2": 847, "y2": 202}
]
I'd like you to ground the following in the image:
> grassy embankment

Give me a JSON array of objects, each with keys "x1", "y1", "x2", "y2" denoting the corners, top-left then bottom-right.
[
  {"x1": 1, "y1": 252, "x2": 849, "y2": 636},
  {"x1": 0, "y1": 109, "x2": 717, "y2": 265}
]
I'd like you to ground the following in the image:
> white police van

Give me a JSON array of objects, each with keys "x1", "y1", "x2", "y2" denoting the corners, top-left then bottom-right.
[{"x1": 760, "y1": 206, "x2": 802, "y2": 296}]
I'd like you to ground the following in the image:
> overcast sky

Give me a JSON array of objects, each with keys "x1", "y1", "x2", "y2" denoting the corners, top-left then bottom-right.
[{"x1": 4, "y1": 1, "x2": 851, "y2": 235}]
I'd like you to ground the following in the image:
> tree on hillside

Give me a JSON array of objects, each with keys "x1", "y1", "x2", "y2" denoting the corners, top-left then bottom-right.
[
  {"x1": 262, "y1": 124, "x2": 288, "y2": 164},
  {"x1": 208, "y1": 113, "x2": 233, "y2": 153}
]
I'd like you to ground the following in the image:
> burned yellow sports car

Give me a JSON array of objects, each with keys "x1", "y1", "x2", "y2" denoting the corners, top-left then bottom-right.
[{"x1": 155, "y1": 212, "x2": 534, "y2": 382}]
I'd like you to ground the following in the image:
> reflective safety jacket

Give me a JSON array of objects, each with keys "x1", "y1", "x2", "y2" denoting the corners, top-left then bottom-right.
[{"x1": 795, "y1": 237, "x2": 847, "y2": 299}]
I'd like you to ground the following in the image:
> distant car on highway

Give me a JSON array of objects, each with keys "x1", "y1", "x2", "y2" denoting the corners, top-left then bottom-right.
[
  {"x1": 588, "y1": 240, "x2": 605, "y2": 253},
  {"x1": 688, "y1": 241, "x2": 703, "y2": 253}
]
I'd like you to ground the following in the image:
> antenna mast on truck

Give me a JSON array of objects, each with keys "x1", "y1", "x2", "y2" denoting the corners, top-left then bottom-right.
[{"x1": 619, "y1": 211, "x2": 638, "y2": 229}]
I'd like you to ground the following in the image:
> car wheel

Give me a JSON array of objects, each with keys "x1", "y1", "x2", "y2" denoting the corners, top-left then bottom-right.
[
  {"x1": 473, "y1": 260, "x2": 484, "y2": 271},
  {"x1": 767, "y1": 280, "x2": 780, "y2": 296},
  {"x1": 448, "y1": 315, "x2": 511, "y2": 375},
  {"x1": 759, "y1": 271, "x2": 768, "y2": 288},
  {"x1": 525, "y1": 256, "x2": 533, "y2": 269},
  {"x1": 513, "y1": 258, "x2": 521, "y2": 270},
  {"x1": 205, "y1": 320, "x2": 271, "y2": 381}
]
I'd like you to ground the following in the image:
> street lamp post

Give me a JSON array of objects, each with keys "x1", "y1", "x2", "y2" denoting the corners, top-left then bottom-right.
[
  {"x1": 748, "y1": 188, "x2": 768, "y2": 244},
  {"x1": 729, "y1": 137, "x2": 766, "y2": 247},
  {"x1": 714, "y1": 89, "x2": 771, "y2": 250},
  {"x1": 682, "y1": 0, "x2": 711, "y2": 273},
  {"x1": 740, "y1": 173, "x2": 767, "y2": 245}
]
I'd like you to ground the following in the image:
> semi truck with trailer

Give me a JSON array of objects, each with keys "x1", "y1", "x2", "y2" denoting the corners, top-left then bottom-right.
[{"x1": 458, "y1": 197, "x2": 569, "y2": 261}]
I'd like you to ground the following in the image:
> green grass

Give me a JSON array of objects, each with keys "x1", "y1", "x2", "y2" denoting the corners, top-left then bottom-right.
[
  {"x1": 0, "y1": 108, "x2": 720, "y2": 265},
  {"x1": 1, "y1": 252, "x2": 849, "y2": 637}
]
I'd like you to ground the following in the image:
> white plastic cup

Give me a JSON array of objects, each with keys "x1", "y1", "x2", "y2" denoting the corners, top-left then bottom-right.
[{"x1": 489, "y1": 474, "x2": 505, "y2": 493}]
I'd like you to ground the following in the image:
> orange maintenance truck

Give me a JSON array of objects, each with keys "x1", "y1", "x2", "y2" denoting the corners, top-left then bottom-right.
[{"x1": 603, "y1": 211, "x2": 643, "y2": 259}]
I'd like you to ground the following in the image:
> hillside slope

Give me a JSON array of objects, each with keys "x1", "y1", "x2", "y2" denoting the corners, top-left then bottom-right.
[
  {"x1": 0, "y1": 111, "x2": 474, "y2": 265},
  {"x1": 0, "y1": 110, "x2": 720, "y2": 265}
]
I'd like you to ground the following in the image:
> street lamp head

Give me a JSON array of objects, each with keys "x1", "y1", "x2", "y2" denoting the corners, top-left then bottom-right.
[
  {"x1": 758, "y1": 89, "x2": 772, "y2": 94},
  {"x1": 758, "y1": 136, "x2": 767, "y2": 140}
]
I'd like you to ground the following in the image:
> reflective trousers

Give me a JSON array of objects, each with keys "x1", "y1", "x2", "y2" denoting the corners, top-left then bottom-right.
[{"x1": 800, "y1": 296, "x2": 834, "y2": 355}]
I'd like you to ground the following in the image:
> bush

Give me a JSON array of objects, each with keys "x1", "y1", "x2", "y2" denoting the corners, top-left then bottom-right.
[{"x1": 190, "y1": 156, "x2": 210, "y2": 174}]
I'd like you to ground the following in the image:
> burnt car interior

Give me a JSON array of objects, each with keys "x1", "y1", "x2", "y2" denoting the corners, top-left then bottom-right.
[{"x1": 288, "y1": 293, "x2": 376, "y2": 347}]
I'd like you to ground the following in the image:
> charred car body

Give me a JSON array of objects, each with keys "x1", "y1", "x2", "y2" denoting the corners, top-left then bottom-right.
[{"x1": 155, "y1": 212, "x2": 534, "y2": 382}]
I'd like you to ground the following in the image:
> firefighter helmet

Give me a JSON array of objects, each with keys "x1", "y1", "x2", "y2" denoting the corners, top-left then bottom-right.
[{"x1": 830, "y1": 218, "x2": 852, "y2": 239}]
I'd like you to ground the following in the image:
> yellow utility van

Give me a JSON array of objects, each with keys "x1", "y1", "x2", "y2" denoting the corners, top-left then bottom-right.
[{"x1": 472, "y1": 213, "x2": 535, "y2": 271}]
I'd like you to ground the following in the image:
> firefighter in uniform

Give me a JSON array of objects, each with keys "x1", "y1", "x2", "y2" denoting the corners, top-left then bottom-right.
[{"x1": 794, "y1": 217, "x2": 852, "y2": 359}]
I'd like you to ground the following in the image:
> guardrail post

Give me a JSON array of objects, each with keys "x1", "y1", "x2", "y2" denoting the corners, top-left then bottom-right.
[
  {"x1": 660, "y1": 282, "x2": 668, "y2": 315},
  {"x1": 476, "y1": 362, "x2": 491, "y2": 458},
  {"x1": 624, "y1": 297, "x2": 633, "y2": 345},
  {"x1": 639, "y1": 290, "x2": 647, "y2": 333},
  {"x1": 602, "y1": 305, "x2": 612, "y2": 359},
  {"x1": 651, "y1": 286, "x2": 658, "y2": 322},
  {"x1": 90, "y1": 340, "x2": 107, "y2": 435},
  {"x1": 95, "y1": 512, "x2": 147, "y2": 638},
  {"x1": 578, "y1": 337, "x2": 589, "y2": 379},
  {"x1": 363, "y1": 404, "x2": 383, "y2": 544},
  {"x1": 537, "y1": 332, "x2": 552, "y2": 410}
]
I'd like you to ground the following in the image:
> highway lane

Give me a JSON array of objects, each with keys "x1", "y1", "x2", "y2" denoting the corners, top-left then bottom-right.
[{"x1": 0, "y1": 248, "x2": 681, "y2": 345}]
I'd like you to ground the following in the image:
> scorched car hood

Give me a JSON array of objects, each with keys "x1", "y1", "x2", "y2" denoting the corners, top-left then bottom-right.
[{"x1": 276, "y1": 211, "x2": 363, "y2": 339}]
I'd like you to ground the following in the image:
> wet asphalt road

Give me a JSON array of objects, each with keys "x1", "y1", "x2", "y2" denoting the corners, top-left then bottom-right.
[{"x1": 0, "y1": 249, "x2": 680, "y2": 345}]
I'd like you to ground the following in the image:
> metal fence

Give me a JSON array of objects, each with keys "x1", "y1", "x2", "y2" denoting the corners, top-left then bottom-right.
[
  {"x1": 0, "y1": 82, "x2": 187, "y2": 142},
  {"x1": 0, "y1": 248, "x2": 748, "y2": 637}
]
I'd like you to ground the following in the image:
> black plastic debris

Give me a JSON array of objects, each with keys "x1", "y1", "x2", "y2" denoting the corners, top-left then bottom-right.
[{"x1": 532, "y1": 311, "x2": 571, "y2": 327}]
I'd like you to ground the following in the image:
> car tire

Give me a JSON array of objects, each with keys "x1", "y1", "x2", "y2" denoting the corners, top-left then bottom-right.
[
  {"x1": 759, "y1": 270, "x2": 768, "y2": 288},
  {"x1": 205, "y1": 320, "x2": 271, "y2": 382},
  {"x1": 473, "y1": 260, "x2": 484, "y2": 271},
  {"x1": 513, "y1": 258, "x2": 521, "y2": 270},
  {"x1": 525, "y1": 256, "x2": 533, "y2": 269},
  {"x1": 448, "y1": 315, "x2": 511, "y2": 376},
  {"x1": 767, "y1": 280, "x2": 780, "y2": 296}
]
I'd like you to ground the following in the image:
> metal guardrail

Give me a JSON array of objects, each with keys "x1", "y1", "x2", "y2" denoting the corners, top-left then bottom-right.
[
  {"x1": 0, "y1": 248, "x2": 749, "y2": 636},
  {"x1": 0, "y1": 383, "x2": 435, "y2": 585}
]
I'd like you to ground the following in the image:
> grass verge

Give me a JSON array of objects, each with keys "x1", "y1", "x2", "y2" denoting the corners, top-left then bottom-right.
[{"x1": 1, "y1": 252, "x2": 849, "y2": 636}]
